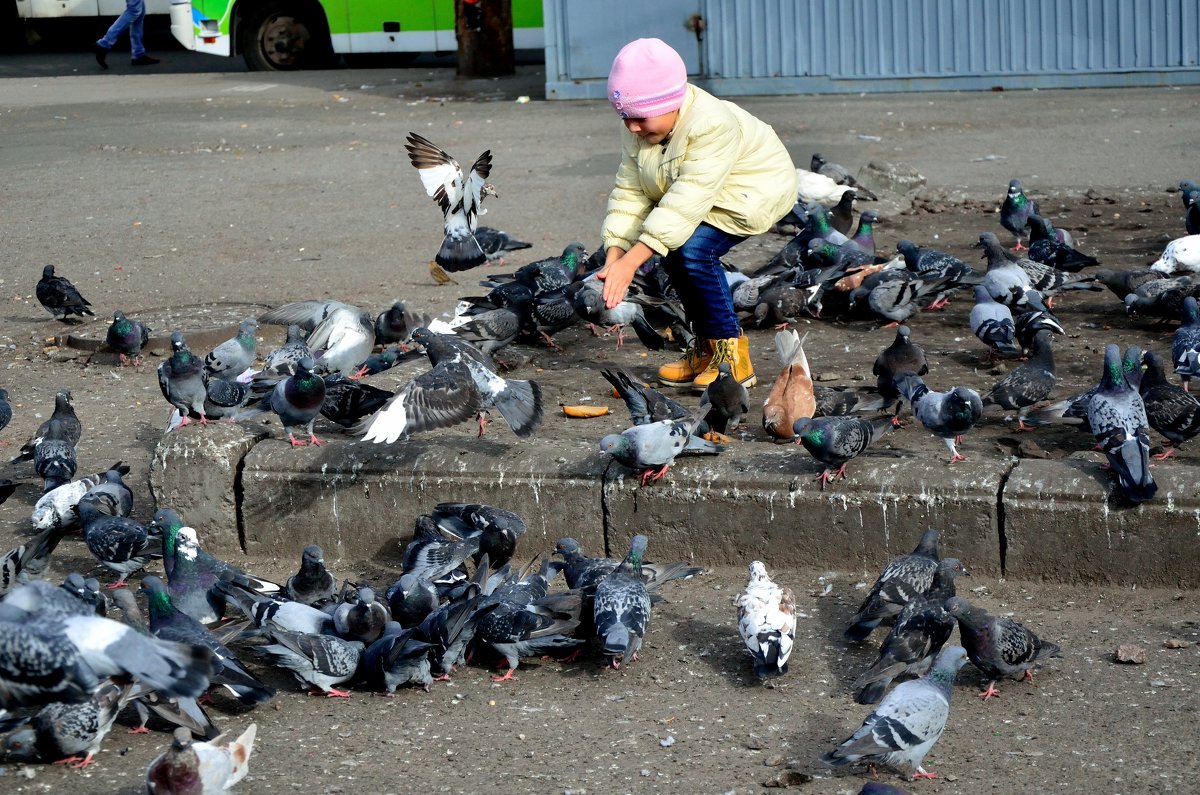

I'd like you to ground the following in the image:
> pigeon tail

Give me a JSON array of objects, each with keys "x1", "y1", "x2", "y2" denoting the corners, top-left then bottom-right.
[
  {"x1": 437, "y1": 234, "x2": 488, "y2": 272},
  {"x1": 1108, "y1": 438, "x2": 1157, "y2": 503},
  {"x1": 843, "y1": 618, "x2": 881, "y2": 643},
  {"x1": 491, "y1": 377, "x2": 543, "y2": 437}
]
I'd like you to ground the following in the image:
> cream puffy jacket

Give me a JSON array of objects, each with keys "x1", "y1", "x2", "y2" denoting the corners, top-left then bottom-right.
[{"x1": 601, "y1": 84, "x2": 798, "y2": 256}]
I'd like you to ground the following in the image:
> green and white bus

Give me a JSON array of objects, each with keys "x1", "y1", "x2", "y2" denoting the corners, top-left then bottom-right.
[{"x1": 168, "y1": 0, "x2": 543, "y2": 71}]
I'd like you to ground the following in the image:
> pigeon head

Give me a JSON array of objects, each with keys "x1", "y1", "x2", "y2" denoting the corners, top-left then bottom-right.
[
  {"x1": 942, "y1": 596, "x2": 973, "y2": 620},
  {"x1": 747, "y1": 560, "x2": 769, "y2": 583},
  {"x1": 0, "y1": 729, "x2": 39, "y2": 762},
  {"x1": 1183, "y1": 296, "x2": 1200, "y2": 323},
  {"x1": 238, "y1": 319, "x2": 260, "y2": 336},
  {"x1": 929, "y1": 644, "x2": 971, "y2": 681},
  {"x1": 810, "y1": 153, "x2": 826, "y2": 170},
  {"x1": 791, "y1": 417, "x2": 818, "y2": 440},
  {"x1": 62, "y1": 572, "x2": 88, "y2": 597},
  {"x1": 411, "y1": 328, "x2": 433, "y2": 347},
  {"x1": 302, "y1": 545, "x2": 325, "y2": 566},
  {"x1": 296, "y1": 356, "x2": 317, "y2": 374},
  {"x1": 42, "y1": 264, "x2": 56, "y2": 278},
  {"x1": 113, "y1": 310, "x2": 127, "y2": 322},
  {"x1": 599, "y1": 433, "x2": 631, "y2": 461},
  {"x1": 1007, "y1": 178, "x2": 1022, "y2": 195},
  {"x1": 554, "y1": 538, "x2": 582, "y2": 557},
  {"x1": 138, "y1": 574, "x2": 174, "y2": 617},
  {"x1": 55, "y1": 390, "x2": 74, "y2": 408},
  {"x1": 1099, "y1": 343, "x2": 1125, "y2": 390},
  {"x1": 895, "y1": 325, "x2": 912, "y2": 343},
  {"x1": 858, "y1": 210, "x2": 878, "y2": 225},
  {"x1": 151, "y1": 508, "x2": 184, "y2": 535},
  {"x1": 715, "y1": 362, "x2": 733, "y2": 380},
  {"x1": 176, "y1": 527, "x2": 201, "y2": 562},
  {"x1": 170, "y1": 331, "x2": 187, "y2": 352},
  {"x1": 940, "y1": 558, "x2": 969, "y2": 578}
]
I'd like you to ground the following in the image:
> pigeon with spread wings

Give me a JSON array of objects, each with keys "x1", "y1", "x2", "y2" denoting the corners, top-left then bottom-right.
[{"x1": 405, "y1": 132, "x2": 496, "y2": 272}]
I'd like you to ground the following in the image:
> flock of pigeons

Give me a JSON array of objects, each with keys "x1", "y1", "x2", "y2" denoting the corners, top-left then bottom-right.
[{"x1": 0, "y1": 134, "x2": 1196, "y2": 788}]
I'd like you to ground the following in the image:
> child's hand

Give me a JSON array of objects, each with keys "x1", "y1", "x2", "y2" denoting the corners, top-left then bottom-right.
[{"x1": 597, "y1": 259, "x2": 637, "y2": 309}]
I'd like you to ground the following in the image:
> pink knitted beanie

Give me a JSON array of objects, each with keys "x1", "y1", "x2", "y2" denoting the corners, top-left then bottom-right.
[{"x1": 607, "y1": 38, "x2": 688, "y2": 119}]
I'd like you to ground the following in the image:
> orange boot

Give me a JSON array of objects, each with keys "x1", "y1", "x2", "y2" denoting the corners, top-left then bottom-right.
[
  {"x1": 657, "y1": 340, "x2": 712, "y2": 387},
  {"x1": 692, "y1": 333, "x2": 756, "y2": 392}
]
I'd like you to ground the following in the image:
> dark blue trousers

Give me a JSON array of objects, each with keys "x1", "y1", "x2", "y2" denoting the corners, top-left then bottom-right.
[{"x1": 661, "y1": 222, "x2": 745, "y2": 340}]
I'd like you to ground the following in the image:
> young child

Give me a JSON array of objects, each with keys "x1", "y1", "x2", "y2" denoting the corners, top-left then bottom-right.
[{"x1": 597, "y1": 38, "x2": 797, "y2": 390}]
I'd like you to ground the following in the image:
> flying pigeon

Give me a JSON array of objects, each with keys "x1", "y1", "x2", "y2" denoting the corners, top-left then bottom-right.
[
  {"x1": 821, "y1": 645, "x2": 970, "y2": 780},
  {"x1": 1150, "y1": 234, "x2": 1200, "y2": 275},
  {"x1": 852, "y1": 558, "x2": 967, "y2": 705},
  {"x1": 35, "y1": 265, "x2": 93, "y2": 321},
  {"x1": 981, "y1": 329, "x2": 1057, "y2": 430},
  {"x1": 405, "y1": 131, "x2": 496, "y2": 271},
  {"x1": 844, "y1": 527, "x2": 941, "y2": 643},
  {"x1": 286, "y1": 544, "x2": 337, "y2": 605},
  {"x1": 944, "y1": 596, "x2": 1061, "y2": 700},
  {"x1": 430, "y1": 502, "x2": 528, "y2": 570},
  {"x1": 205, "y1": 319, "x2": 259, "y2": 383},
  {"x1": 600, "y1": 399, "x2": 718, "y2": 485},
  {"x1": 735, "y1": 561, "x2": 796, "y2": 679},
  {"x1": 1140, "y1": 350, "x2": 1200, "y2": 459},
  {"x1": 999, "y1": 178, "x2": 1039, "y2": 250},
  {"x1": 792, "y1": 415, "x2": 893, "y2": 489},
  {"x1": 762, "y1": 329, "x2": 816, "y2": 441},
  {"x1": 896, "y1": 375, "x2": 983, "y2": 464},
  {"x1": 1173, "y1": 296, "x2": 1200, "y2": 390},
  {"x1": 105, "y1": 310, "x2": 152, "y2": 369},
  {"x1": 258, "y1": 300, "x2": 373, "y2": 378},
  {"x1": 594, "y1": 535, "x2": 652, "y2": 669},
  {"x1": 1087, "y1": 343, "x2": 1157, "y2": 503},
  {"x1": 145, "y1": 723, "x2": 256, "y2": 794}
]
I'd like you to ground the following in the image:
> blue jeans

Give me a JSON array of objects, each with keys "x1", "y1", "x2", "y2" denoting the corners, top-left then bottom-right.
[
  {"x1": 662, "y1": 223, "x2": 745, "y2": 340},
  {"x1": 97, "y1": 0, "x2": 146, "y2": 59}
]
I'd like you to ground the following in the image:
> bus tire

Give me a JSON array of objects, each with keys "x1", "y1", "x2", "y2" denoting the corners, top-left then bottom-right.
[{"x1": 238, "y1": 0, "x2": 333, "y2": 71}]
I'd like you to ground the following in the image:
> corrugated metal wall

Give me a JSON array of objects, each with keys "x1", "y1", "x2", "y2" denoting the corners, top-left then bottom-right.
[{"x1": 544, "y1": 0, "x2": 1200, "y2": 99}]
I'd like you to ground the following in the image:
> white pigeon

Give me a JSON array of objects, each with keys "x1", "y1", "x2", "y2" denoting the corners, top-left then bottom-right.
[
  {"x1": 1151, "y1": 234, "x2": 1200, "y2": 275},
  {"x1": 258, "y1": 300, "x2": 373, "y2": 378},
  {"x1": 145, "y1": 723, "x2": 256, "y2": 794},
  {"x1": 795, "y1": 168, "x2": 855, "y2": 206},
  {"x1": 821, "y1": 645, "x2": 969, "y2": 780},
  {"x1": 405, "y1": 131, "x2": 496, "y2": 272},
  {"x1": 735, "y1": 561, "x2": 796, "y2": 679}
]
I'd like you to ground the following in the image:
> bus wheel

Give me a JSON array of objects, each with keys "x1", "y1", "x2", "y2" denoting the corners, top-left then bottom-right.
[{"x1": 239, "y1": 0, "x2": 332, "y2": 71}]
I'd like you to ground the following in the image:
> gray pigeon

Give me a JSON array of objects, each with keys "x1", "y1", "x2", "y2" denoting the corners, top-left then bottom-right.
[
  {"x1": 1013, "y1": 289, "x2": 1065, "y2": 354},
  {"x1": 852, "y1": 558, "x2": 967, "y2": 705},
  {"x1": 237, "y1": 356, "x2": 327, "y2": 447},
  {"x1": 79, "y1": 494, "x2": 161, "y2": 588},
  {"x1": 792, "y1": 415, "x2": 894, "y2": 489},
  {"x1": 1139, "y1": 350, "x2": 1200, "y2": 459},
  {"x1": 204, "y1": 319, "x2": 259, "y2": 383},
  {"x1": 474, "y1": 560, "x2": 583, "y2": 681},
  {"x1": 945, "y1": 596, "x2": 1061, "y2": 700},
  {"x1": 0, "y1": 680, "x2": 133, "y2": 767},
  {"x1": 333, "y1": 586, "x2": 390, "y2": 644},
  {"x1": 33, "y1": 418, "x2": 76, "y2": 492},
  {"x1": 374, "y1": 300, "x2": 413, "y2": 345},
  {"x1": 260, "y1": 628, "x2": 364, "y2": 697},
  {"x1": 600, "y1": 400, "x2": 717, "y2": 485},
  {"x1": 0, "y1": 388, "x2": 9, "y2": 437},
  {"x1": 871, "y1": 325, "x2": 928, "y2": 422},
  {"x1": 702, "y1": 362, "x2": 750, "y2": 434},
  {"x1": 0, "y1": 523, "x2": 71, "y2": 597},
  {"x1": 11, "y1": 390, "x2": 80, "y2": 466},
  {"x1": 261, "y1": 324, "x2": 311, "y2": 378},
  {"x1": 361, "y1": 622, "x2": 436, "y2": 693},
  {"x1": 981, "y1": 329, "x2": 1057, "y2": 430},
  {"x1": 969, "y1": 285, "x2": 1021, "y2": 359},
  {"x1": 821, "y1": 645, "x2": 970, "y2": 780},
  {"x1": 977, "y1": 232, "x2": 1097, "y2": 306},
  {"x1": 1172, "y1": 295, "x2": 1200, "y2": 390},
  {"x1": 260, "y1": 301, "x2": 373, "y2": 378},
  {"x1": 286, "y1": 545, "x2": 337, "y2": 606},
  {"x1": 81, "y1": 467, "x2": 134, "y2": 519},
  {"x1": 30, "y1": 462, "x2": 129, "y2": 531},
  {"x1": 1087, "y1": 343, "x2": 1157, "y2": 503},
  {"x1": 896, "y1": 375, "x2": 983, "y2": 464},
  {"x1": 844, "y1": 527, "x2": 941, "y2": 643},
  {"x1": 453, "y1": 306, "x2": 522, "y2": 356},
  {"x1": 159, "y1": 331, "x2": 209, "y2": 425},
  {"x1": 594, "y1": 535, "x2": 651, "y2": 669}
]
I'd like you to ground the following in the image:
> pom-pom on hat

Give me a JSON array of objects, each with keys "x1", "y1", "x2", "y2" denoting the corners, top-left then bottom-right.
[{"x1": 607, "y1": 38, "x2": 688, "y2": 119}]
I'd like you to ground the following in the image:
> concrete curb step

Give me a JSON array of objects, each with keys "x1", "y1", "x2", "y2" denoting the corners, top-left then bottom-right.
[{"x1": 149, "y1": 426, "x2": 1198, "y2": 588}]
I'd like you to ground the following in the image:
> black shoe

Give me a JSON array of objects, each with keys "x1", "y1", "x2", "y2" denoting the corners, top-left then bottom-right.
[
  {"x1": 130, "y1": 55, "x2": 160, "y2": 66},
  {"x1": 93, "y1": 44, "x2": 109, "y2": 70}
]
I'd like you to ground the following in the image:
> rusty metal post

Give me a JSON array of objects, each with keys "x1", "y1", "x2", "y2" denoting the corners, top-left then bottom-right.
[{"x1": 455, "y1": 0, "x2": 514, "y2": 77}]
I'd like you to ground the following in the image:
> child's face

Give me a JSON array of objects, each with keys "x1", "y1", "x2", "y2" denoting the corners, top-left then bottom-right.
[{"x1": 623, "y1": 111, "x2": 678, "y2": 145}]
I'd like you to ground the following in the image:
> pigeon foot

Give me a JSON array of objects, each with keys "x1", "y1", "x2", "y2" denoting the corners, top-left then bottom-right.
[
  {"x1": 491, "y1": 668, "x2": 519, "y2": 683},
  {"x1": 978, "y1": 681, "x2": 1001, "y2": 700}
]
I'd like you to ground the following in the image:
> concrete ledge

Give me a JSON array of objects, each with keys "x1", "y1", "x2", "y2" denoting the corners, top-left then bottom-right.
[
  {"x1": 149, "y1": 422, "x2": 269, "y2": 557},
  {"x1": 238, "y1": 435, "x2": 609, "y2": 562},
  {"x1": 602, "y1": 449, "x2": 1005, "y2": 578},
  {"x1": 1003, "y1": 458, "x2": 1199, "y2": 588}
]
